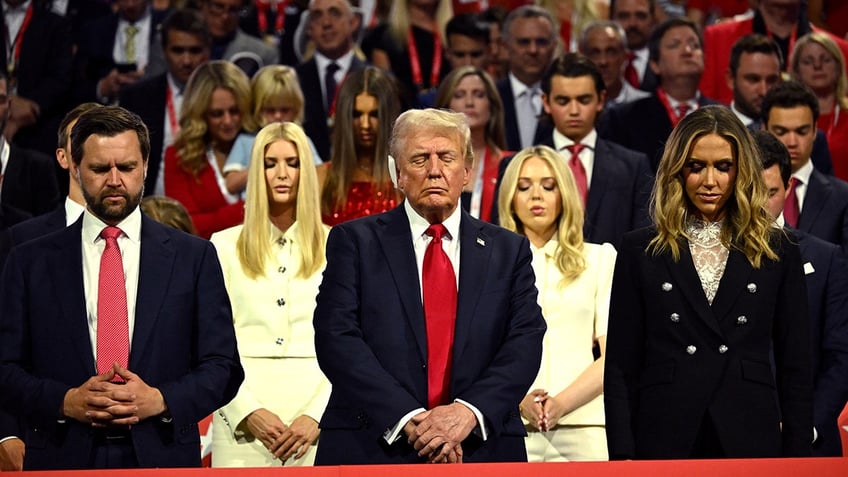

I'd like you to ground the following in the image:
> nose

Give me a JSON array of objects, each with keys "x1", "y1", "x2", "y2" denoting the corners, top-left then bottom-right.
[
  {"x1": 785, "y1": 132, "x2": 798, "y2": 148},
  {"x1": 425, "y1": 154, "x2": 443, "y2": 177},
  {"x1": 277, "y1": 163, "x2": 289, "y2": 179},
  {"x1": 703, "y1": 167, "x2": 717, "y2": 186},
  {"x1": 107, "y1": 166, "x2": 121, "y2": 186},
  {"x1": 567, "y1": 100, "x2": 579, "y2": 115}
]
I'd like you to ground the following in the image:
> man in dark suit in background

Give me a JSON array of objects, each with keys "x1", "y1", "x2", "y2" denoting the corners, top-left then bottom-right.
[
  {"x1": 496, "y1": 5, "x2": 557, "y2": 151},
  {"x1": 120, "y1": 8, "x2": 210, "y2": 197},
  {"x1": 600, "y1": 17, "x2": 720, "y2": 170},
  {"x1": 0, "y1": 106, "x2": 243, "y2": 470},
  {"x1": 296, "y1": 0, "x2": 364, "y2": 162},
  {"x1": 313, "y1": 108, "x2": 545, "y2": 465},
  {"x1": 610, "y1": 0, "x2": 658, "y2": 92},
  {"x1": 0, "y1": 73, "x2": 60, "y2": 218},
  {"x1": 494, "y1": 53, "x2": 652, "y2": 247},
  {"x1": 762, "y1": 80, "x2": 848, "y2": 251},
  {"x1": 755, "y1": 129, "x2": 848, "y2": 457}
]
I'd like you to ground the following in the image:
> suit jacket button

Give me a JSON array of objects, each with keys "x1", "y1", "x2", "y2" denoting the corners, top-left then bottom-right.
[
  {"x1": 718, "y1": 345, "x2": 728, "y2": 354},
  {"x1": 686, "y1": 345, "x2": 696, "y2": 355},
  {"x1": 736, "y1": 315, "x2": 747, "y2": 325},
  {"x1": 277, "y1": 297, "x2": 286, "y2": 306},
  {"x1": 747, "y1": 283, "x2": 757, "y2": 293},
  {"x1": 670, "y1": 313, "x2": 680, "y2": 322},
  {"x1": 662, "y1": 282, "x2": 673, "y2": 292},
  {"x1": 275, "y1": 338, "x2": 284, "y2": 345}
]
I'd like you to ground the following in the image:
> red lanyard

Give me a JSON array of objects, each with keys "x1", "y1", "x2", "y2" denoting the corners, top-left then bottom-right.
[
  {"x1": 407, "y1": 27, "x2": 442, "y2": 91},
  {"x1": 6, "y1": 4, "x2": 33, "y2": 72},
  {"x1": 165, "y1": 82, "x2": 179, "y2": 134},
  {"x1": 255, "y1": 0, "x2": 286, "y2": 33},
  {"x1": 656, "y1": 88, "x2": 693, "y2": 128}
]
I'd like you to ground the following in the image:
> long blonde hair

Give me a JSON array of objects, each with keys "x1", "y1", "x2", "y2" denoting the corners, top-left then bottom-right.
[
  {"x1": 387, "y1": 0, "x2": 453, "y2": 46},
  {"x1": 237, "y1": 122, "x2": 326, "y2": 279},
  {"x1": 498, "y1": 145, "x2": 586, "y2": 285},
  {"x1": 791, "y1": 31, "x2": 848, "y2": 110},
  {"x1": 174, "y1": 61, "x2": 251, "y2": 175},
  {"x1": 649, "y1": 105, "x2": 778, "y2": 268},
  {"x1": 434, "y1": 66, "x2": 507, "y2": 152}
]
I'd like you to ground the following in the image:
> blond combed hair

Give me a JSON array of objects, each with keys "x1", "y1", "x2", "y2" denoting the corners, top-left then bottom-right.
[
  {"x1": 236, "y1": 122, "x2": 326, "y2": 279},
  {"x1": 174, "y1": 61, "x2": 252, "y2": 176},
  {"x1": 390, "y1": 108, "x2": 474, "y2": 169},
  {"x1": 649, "y1": 105, "x2": 778, "y2": 268},
  {"x1": 791, "y1": 31, "x2": 848, "y2": 110},
  {"x1": 498, "y1": 146, "x2": 587, "y2": 285},
  {"x1": 250, "y1": 65, "x2": 305, "y2": 130}
]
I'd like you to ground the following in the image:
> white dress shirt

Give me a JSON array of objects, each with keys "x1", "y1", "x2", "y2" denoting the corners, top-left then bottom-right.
[
  {"x1": 314, "y1": 50, "x2": 354, "y2": 110},
  {"x1": 552, "y1": 128, "x2": 598, "y2": 187},
  {"x1": 791, "y1": 156, "x2": 814, "y2": 212},
  {"x1": 64, "y1": 196, "x2": 86, "y2": 226},
  {"x1": 113, "y1": 7, "x2": 152, "y2": 70}
]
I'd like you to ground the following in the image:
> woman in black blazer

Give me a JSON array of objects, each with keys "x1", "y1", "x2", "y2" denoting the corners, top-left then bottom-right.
[{"x1": 604, "y1": 105, "x2": 813, "y2": 459}]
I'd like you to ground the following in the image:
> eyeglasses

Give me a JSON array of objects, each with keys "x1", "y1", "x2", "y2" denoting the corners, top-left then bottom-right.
[
  {"x1": 206, "y1": 0, "x2": 244, "y2": 17},
  {"x1": 798, "y1": 55, "x2": 836, "y2": 67},
  {"x1": 512, "y1": 37, "x2": 553, "y2": 49}
]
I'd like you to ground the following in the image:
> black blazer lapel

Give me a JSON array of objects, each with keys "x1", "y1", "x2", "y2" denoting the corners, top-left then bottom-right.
[
  {"x1": 585, "y1": 139, "x2": 612, "y2": 227},
  {"x1": 375, "y1": 207, "x2": 428, "y2": 362},
  {"x1": 129, "y1": 216, "x2": 175, "y2": 369},
  {"x1": 710, "y1": 249, "x2": 754, "y2": 322},
  {"x1": 663, "y1": 244, "x2": 723, "y2": 337},
  {"x1": 797, "y1": 170, "x2": 828, "y2": 232},
  {"x1": 453, "y1": 212, "x2": 491, "y2": 365}
]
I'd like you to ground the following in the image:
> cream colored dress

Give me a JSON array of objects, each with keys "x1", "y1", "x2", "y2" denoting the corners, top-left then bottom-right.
[{"x1": 210, "y1": 222, "x2": 330, "y2": 467}]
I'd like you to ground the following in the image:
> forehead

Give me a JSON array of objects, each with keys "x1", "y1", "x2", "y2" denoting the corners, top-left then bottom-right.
[
  {"x1": 519, "y1": 156, "x2": 554, "y2": 176},
  {"x1": 354, "y1": 93, "x2": 378, "y2": 110},
  {"x1": 797, "y1": 41, "x2": 830, "y2": 56},
  {"x1": 614, "y1": 0, "x2": 651, "y2": 13},
  {"x1": 550, "y1": 74, "x2": 598, "y2": 96},
  {"x1": 212, "y1": 0, "x2": 242, "y2": 7},
  {"x1": 661, "y1": 25, "x2": 699, "y2": 44},
  {"x1": 584, "y1": 27, "x2": 622, "y2": 47},
  {"x1": 166, "y1": 30, "x2": 205, "y2": 47},
  {"x1": 509, "y1": 16, "x2": 552, "y2": 37},
  {"x1": 768, "y1": 105, "x2": 814, "y2": 126},
  {"x1": 738, "y1": 51, "x2": 780, "y2": 71},
  {"x1": 81, "y1": 131, "x2": 143, "y2": 162},
  {"x1": 456, "y1": 74, "x2": 486, "y2": 89},
  {"x1": 210, "y1": 87, "x2": 237, "y2": 105},
  {"x1": 404, "y1": 132, "x2": 461, "y2": 154},
  {"x1": 310, "y1": 0, "x2": 350, "y2": 12},
  {"x1": 449, "y1": 34, "x2": 487, "y2": 50}
]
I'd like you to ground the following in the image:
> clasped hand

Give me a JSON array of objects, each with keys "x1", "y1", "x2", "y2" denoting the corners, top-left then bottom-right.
[
  {"x1": 245, "y1": 409, "x2": 319, "y2": 463},
  {"x1": 405, "y1": 403, "x2": 477, "y2": 464},
  {"x1": 520, "y1": 389, "x2": 566, "y2": 432},
  {"x1": 62, "y1": 363, "x2": 166, "y2": 427}
]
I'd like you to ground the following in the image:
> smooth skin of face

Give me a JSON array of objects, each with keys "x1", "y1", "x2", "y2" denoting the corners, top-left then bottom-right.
[
  {"x1": 206, "y1": 87, "x2": 242, "y2": 146},
  {"x1": 650, "y1": 25, "x2": 704, "y2": 80},
  {"x1": 767, "y1": 105, "x2": 816, "y2": 173},
  {"x1": 307, "y1": 0, "x2": 360, "y2": 59},
  {"x1": 543, "y1": 75, "x2": 605, "y2": 144},
  {"x1": 612, "y1": 0, "x2": 654, "y2": 51},
  {"x1": 396, "y1": 131, "x2": 470, "y2": 224},
  {"x1": 504, "y1": 16, "x2": 556, "y2": 85},
  {"x1": 449, "y1": 74, "x2": 491, "y2": 131},
  {"x1": 446, "y1": 34, "x2": 491, "y2": 70},
  {"x1": 264, "y1": 139, "x2": 301, "y2": 215},
  {"x1": 794, "y1": 42, "x2": 840, "y2": 96},
  {"x1": 202, "y1": 0, "x2": 243, "y2": 39},
  {"x1": 727, "y1": 51, "x2": 781, "y2": 119},
  {"x1": 682, "y1": 133, "x2": 737, "y2": 222},
  {"x1": 512, "y1": 156, "x2": 562, "y2": 247},
  {"x1": 77, "y1": 130, "x2": 148, "y2": 225},
  {"x1": 581, "y1": 26, "x2": 627, "y2": 93},
  {"x1": 353, "y1": 93, "x2": 379, "y2": 150},
  {"x1": 164, "y1": 30, "x2": 210, "y2": 86}
]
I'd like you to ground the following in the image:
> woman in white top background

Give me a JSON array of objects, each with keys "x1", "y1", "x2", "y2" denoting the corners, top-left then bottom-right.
[
  {"x1": 498, "y1": 145, "x2": 615, "y2": 461},
  {"x1": 210, "y1": 122, "x2": 330, "y2": 467}
]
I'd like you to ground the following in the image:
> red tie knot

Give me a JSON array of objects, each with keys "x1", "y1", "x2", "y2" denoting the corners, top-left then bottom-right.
[
  {"x1": 426, "y1": 224, "x2": 448, "y2": 243},
  {"x1": 566, "y1": 143, "x2": 586, "y2": 156},
  {"x1": 100, "y1": 226, "x2": 123, "y2": 242},
  {"x1": 676, "y1": 103, "x2": 690, "y2": 118}
]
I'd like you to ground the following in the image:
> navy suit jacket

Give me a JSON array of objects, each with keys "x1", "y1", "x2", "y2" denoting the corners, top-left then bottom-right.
[
  {"x1": 797, "y1": 168, "x2": 848, "y2": 252},
  {"x1": 599, "y1": 93, "x2": 721, "y2": 171},
  {"x1": 794, "y1": 229, "x2": 848, "y2": 456},
  {"x1": 0, "y1": 214, "x2": 243, "y2": 470},
  {"x1": 119, "y1": 73, "x2": 168, "y2": 195},
  {"x1": 496, "y1": 78, "x2": 548, "y2": 152},
  {"x1": 297, "y1": 56, "x2": 368, "y2": 161},
  {"x1": 605, "y1": 227, "x2": 813, "y2": 459},
  {"x1": 313, "y1": 205, "x2": 545, "y2": 464},
  {"x1": 0, "y1": 144, "x2": 61, "y2": 218}
]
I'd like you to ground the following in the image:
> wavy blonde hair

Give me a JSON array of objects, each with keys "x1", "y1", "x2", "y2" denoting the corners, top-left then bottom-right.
[
  {"x1": 791, "y1": 31, "x2": 848, "y2": 110},
  {"x1": 649, "y1": 105, "x2": 778, "y2": 268},
  {"x1": 174, "y1": 60, "x2": 251, "y2": 175},
  {"x1": 387, "y1": 0, "x2": 453, "y2": 46},
  {"x1": 434, "y1": 66, "x2": 507, "y2": 152},
  {"x1": 237, "y1": 122, "x2": 326, "y2": 279},
  {"x1": 498, "y1": 146, "x2": 587, "y2": 285},
  {"x1": 250, "y1": 65, "x2": 305, "y2": 130}
]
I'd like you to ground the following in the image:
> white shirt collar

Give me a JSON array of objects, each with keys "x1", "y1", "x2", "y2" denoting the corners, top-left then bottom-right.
[
  {"x1": 404, "y1": 199, "x2": 461, "y2": 243},
  {"x1": 314, "y1": 50, "x2": 354, "y2": 75},
  {"x1": 792, "y1": 156, "x2": 814, "y2": 185},
  {"x1": 64, "y1": 196, "x2": 86, "y2": 226},
  {"x1": 508, "y1": 72, "x2": 540, "y2": 98},
  {"x1": 3, "y1": 0, "x2": 30, "y2": 15},
  {"x1": 82, "y1": 205, "x2": 143, "y2": 245},
  {"x1": 552, "y1": 128, "x2": 597, "y2": 152},
  {"x1": 730, "y1": 101, "x2": 755, "y2": 126}
]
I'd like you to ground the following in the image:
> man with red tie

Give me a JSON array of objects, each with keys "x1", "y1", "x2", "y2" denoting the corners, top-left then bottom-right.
[
  {"x1": 313, "y1": 108, "x2": 546, "y2": 465},
  {"x1": 0, "y1": 106, "x2": 243, "y2": 470}
]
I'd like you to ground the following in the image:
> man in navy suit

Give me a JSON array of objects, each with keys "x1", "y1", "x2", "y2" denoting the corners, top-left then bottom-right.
[
  {"x1": 494, "y1": 53, "x2": 652, "y2": 247},
  {"x1": 296, "y1": 0, "x2": 365, "y2": 161},
  {"x1": 0, "y1": 106, "x2": 243, "y2": 470},
  {"x1": 600, "y1": 17, "x2": 720, "y2": 170},
  {"x1": 762, "y1": 80, "x2": 848, "y2": 251},
  {"x1": 313, "y1": 109, "x2": 545, "y2": 465},
  {"x1": 755, "y1": 130, "x2": 848, "y2": 457}
]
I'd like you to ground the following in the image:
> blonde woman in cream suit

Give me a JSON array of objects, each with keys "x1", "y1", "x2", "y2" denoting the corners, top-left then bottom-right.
[
  {"x1": 210, "y1": 122, "x2": 330, "y2": 467},
  {"x1": 498, "y1": 146, "x2": 615, "y2": 461}
]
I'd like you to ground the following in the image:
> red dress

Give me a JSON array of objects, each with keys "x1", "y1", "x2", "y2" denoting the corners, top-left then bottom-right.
[
  {"x1": 817, "y1": 107, "x2": 848, "y2": 181},
  {"x1": 164, "y1": 146, "x2": 245, "y2": 239},
  {"x1": 322, "y1": 181, "x2": 399, "y2": 226}
]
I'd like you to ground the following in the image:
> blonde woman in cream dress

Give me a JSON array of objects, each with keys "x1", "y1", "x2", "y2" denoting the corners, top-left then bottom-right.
[
  {"x1": 210, "y1": 122, "x2": 329, "y2": 466},
  {"x1": 498, "y1": 145, "x2": 615, "y2": 461}
]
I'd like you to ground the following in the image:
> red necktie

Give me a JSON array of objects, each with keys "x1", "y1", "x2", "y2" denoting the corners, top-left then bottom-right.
[
  {"x1": 784, "y1": 177, "x2": 800, "y2": 227},
  {"x1": 624, "y1": 52, "x2": 640, "y2": 88},
  {"x1": 97, "y1": 226, "x2": 129, "y2": 382},
  {"x1": 423, "y1": 224, "x2": 457, "y2": 409},
  {"x1": 567, "y1": 144, "x2": 588, "y2": 206},
  {"x1": 325, "y1": 62, "x2": 340, "y2": 112},
  {"x1": 676, "y1": 103, "x2": 690, "y2": 119}
]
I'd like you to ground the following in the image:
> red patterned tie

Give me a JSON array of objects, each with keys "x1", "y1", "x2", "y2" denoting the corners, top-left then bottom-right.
[
  {"x1": 423, "y1": 224, "x2": 457, "y2": 409},
  {"x1": 784, "y1": 177, "x2": 800, "y2": 227},
  {"x1": 97, "y1": 226, "x2": 129, "y2": 382},
  {"x1": 624, "y1": 52, "x2": 640, "y2": 88},
  {"x1": 567, "y1": 144, "x2": 588, "y2": 206}
]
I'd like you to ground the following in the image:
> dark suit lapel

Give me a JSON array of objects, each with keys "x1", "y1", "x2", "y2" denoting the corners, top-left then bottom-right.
[
  {"x1": 375, "y1": 207, "x2": 428, "y2": 361},
  {"x1": 453, "y1": 212, "x2": 491, "y2": 365},
  {"x1": 50, "y1": 220, "x2": 96, "y2": 374},
  {"x1": 497, "y1": 79, "x2": 520, "y2": 151},
  {"x1": 129, "y1": 216, "x2": 175, "y2": 369},
  {"x1": 585, "y1": 139, "x2": 611, "y2": 226},
  {"x1": 710, "y1": 249, "x2": 753, "y2": 322},
  {"x1": 663, "y1": 243, "x2": 723, "y2": 336},
  {"x1": 797, "y1": 170, "x2": 828, "y2": 232}
]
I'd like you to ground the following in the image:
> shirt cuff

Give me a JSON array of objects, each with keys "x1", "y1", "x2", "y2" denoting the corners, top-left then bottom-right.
[
  {"x1": 455, "y1": 398, "x2": 488, "y2": 441},
  {"x1": 383, "y1": 408, "x2": 426, "y2": 444},
  {"x1": 0, "y1": 435, "x2": 20, "y2": 444}
]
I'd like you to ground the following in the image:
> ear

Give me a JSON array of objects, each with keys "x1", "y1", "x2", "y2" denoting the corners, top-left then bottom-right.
[
  {"x1": 542, "y1": 93, "x2": 552, "y2": 115},
  {"x1": 55, "y1": 149, "x2": 70, "y2": 170},
  {"x1": 725, "y1": 68, "x2": 734, "y2": 92},
  {"x1": 649, "y1": 59, "x2": 660, "y2": 76}
]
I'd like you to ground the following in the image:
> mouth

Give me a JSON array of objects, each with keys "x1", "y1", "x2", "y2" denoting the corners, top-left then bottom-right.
[
  {"x1": 697, "y1": 193, "x2": 721, "y2": 202},
  {"x1": 530, "y1": 206, "x2": 545, "y2": 215}
]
